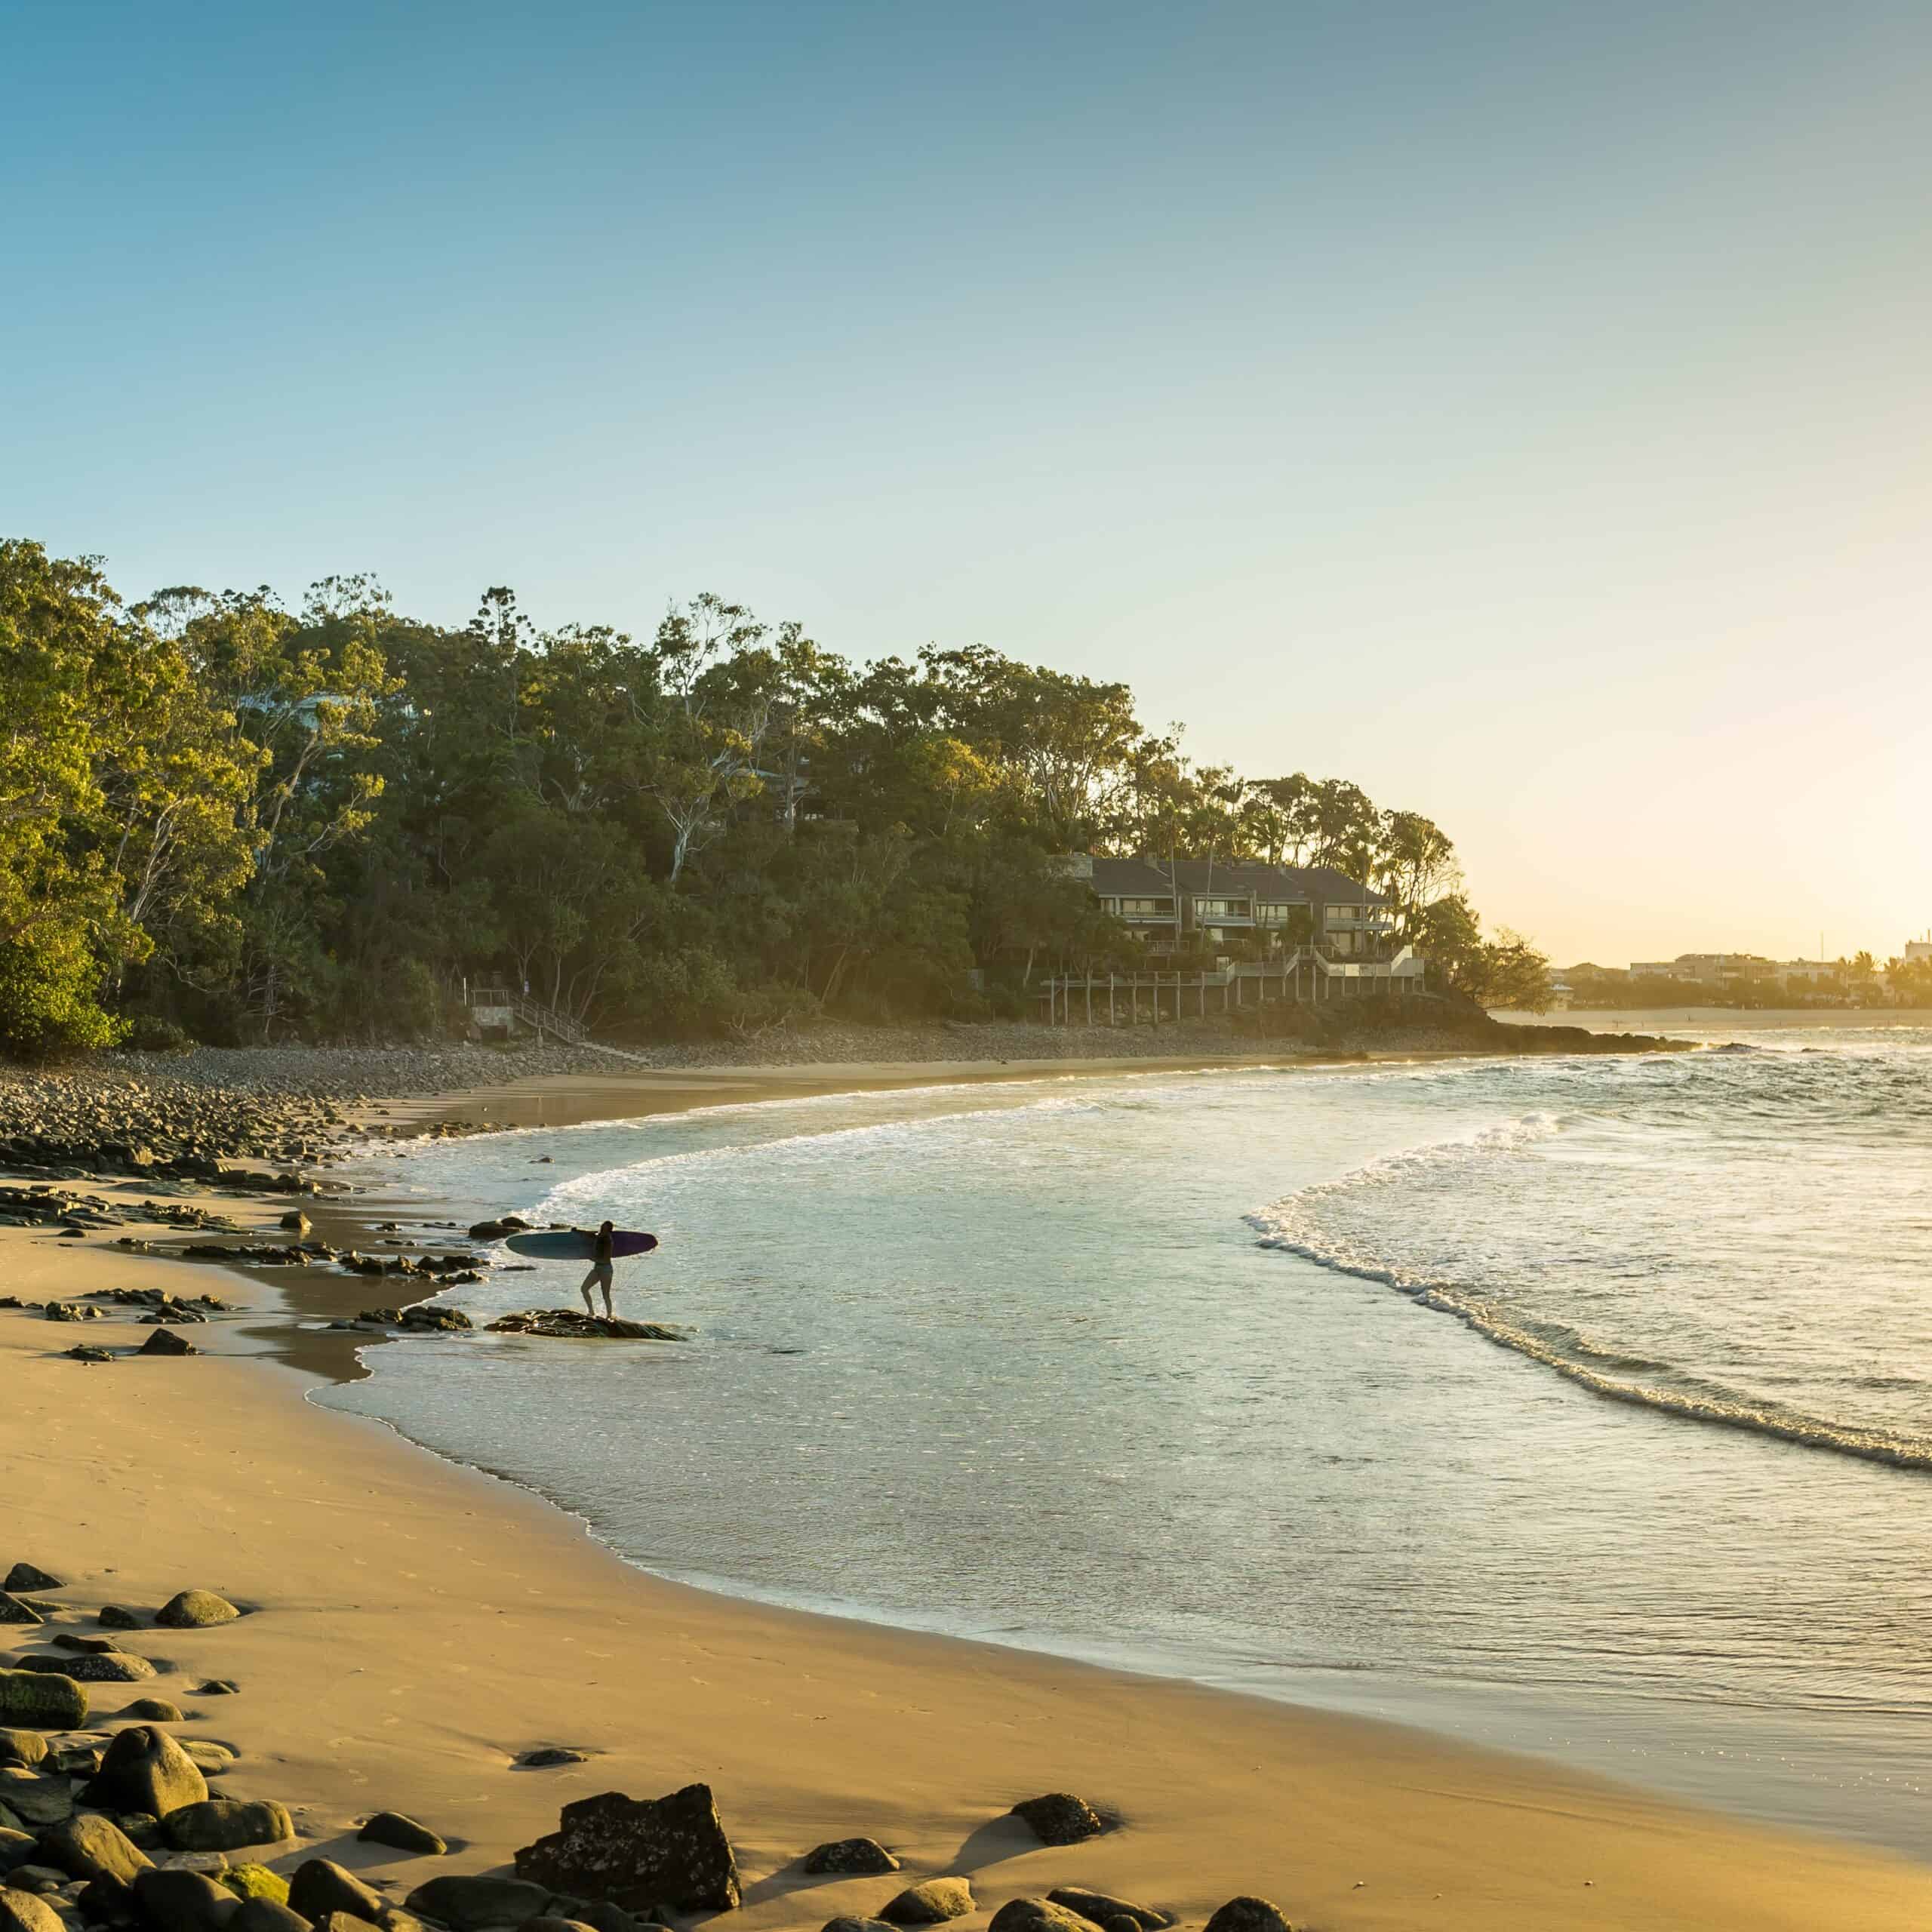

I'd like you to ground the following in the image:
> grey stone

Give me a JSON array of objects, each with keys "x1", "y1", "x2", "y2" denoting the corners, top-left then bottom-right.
[
  {"x1": 820, "y1": 1920, "x2": 900, "y2": 1932},
  {"x1": 162, "y1": 1802, "x2": 292, "y2": 1854},
  {"x1": 0, "y1": 1601, "x2": 41, "y2": 1629},
  {"x1": 180, "y1": 1744, "x2": 235, "y2": 1777},
  {"x1": 139, "y1": 1329, "x2": 198, "y2": 1358},
  {"x1": 355, "y1": 1813, "x2": 445, "y2": 1857},
  {"x1": 0, "y1": 1887, "x2": 64, "y2": 1932},
  {"x1": 515, "y1": 1749, "x2": 586, "y2": 1768},
  {"x1": 0, "y1": 1672, "x2": 85, "y2": 1732},
  {"x1": 551, "y1": 1903, "x2": 653, "y2": 1932},
  {"x1": 802, "y1": 1838, "x2": 898, "y2": 1875},
  {"x1": 99, "y1": 1607, "x2": 145, "y2": 1631},
  {"x1": 40, "y1": 1814, "x2": 152, "y2": 1886},
  {"x1": 1201, "y1": 1902, "x2": 1293, "y2": 1932},
  {"x1": 133, "y1": 1867, "x2": 241, "y2": 1932},
  {"x1": 405, "y1": 1875, "x2": 552, "y2": 1930},
  {"x1": 14, "y1": 1651, "x2": 153, "y2": 1683},
  {"x1": 0, "y1": 1780, "x2": 70, "y2": 1827},
  {"x1": 231, "y1": 1904, "x2": 308, "y2": 1932},
  {"x1": 118, "y1": 1701, "x2": 184, "y2": 1724},
  {"x1": 190, "y1": 1683, "x2": 239, "y2": 1698},
  {"x1": 154, "y1": 1594, "x2": 239, "y2": 1631},
  {"x1": 232, "y1": 1901, "x2": 307, "y2": 1932},
  {"x1": 988, "y1": 1904, "x2": 1092, "y2": 1932},
  {"x1": 1008, "y1": 1793, "x2": 1109, "y2": 1847},
  {"x1": 1047, "y1": 1891, "x2": 1172, "y2": 1930},
  {"x1": 1, "y1": 1871, "x2": 61, "y2": 1896},
  {"x1": 878, "y1": 1879, "x2": 974, "y2": 1926},
  {"x1": 312, "y1": 1915, "x2": 382, "y2": 1932},
  {"x1": 0, "y1": 1740, "x2": 42, "y2": 1772},
  {"x1": 286, "y1": 1862, "x2": 386, "y2": 1927},
  {"x1": 0, "y1": 1835, "x2": 36, "y2": 1875},
  {"x1": 88, "y1": 1727, "x2": 208, "y2": 1818},
  {"x1": 512, "y1": 1786, "x2": 739, "y2": 1915}
]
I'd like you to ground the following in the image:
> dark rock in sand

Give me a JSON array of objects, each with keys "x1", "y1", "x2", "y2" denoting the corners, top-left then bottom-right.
[
  {"x1": 547, "y1": 1902, "x2": 661, "y2": 1932},
  {"x1": 0, "y1": 1661, "x2": 87, "y2": 1739},
  {"x1": 467, "y1": 1217, "x2": 531, "y2": 1240},
  {"x1": 802, "y1": 1838, "x2": 900, "y2": 1875},
  {"x1": 140, "y1": 1329, "x2": 198, "y2": 1358},
  {"x1": 1008, "y1": 1793, "x2": 1109, "y2": 1846},
  {"x1": 516, "y1": 1749, "x2": 587, "y2": 1769},
  {"x1": 231, "y1": 1902, "x2": 308, "y2": 1932},
  {"x1": 278, "y1": 1213, "x2": 312, "y2": 1236},
  {"x1": 820, "y1": 1919, "x2": 900, "y2": 1932},
  {"x1": 181, "y1": 1742, "x2": 235, "y2": 1777},
  {"x1": 988, "y1": 1903, "x2": 1093, "y2": 1932},
  {"x1": 405, "y1": 1875, "x2": 553, "y2": 1930},
  {"x1": 49, "y1": 1632, "x2": 118, "y2": 1654},
  {"x1": 155, "y1": 1592, "x2": 239, "y2": 1629},
  {"x1": 134, "y1": 1866, "x2": 242, "y2": 1932},
  {"x1": 0, "y1": 1737, "x2": 43, "y2": 1770},
  {"x1": 87, "y1": 1726, "x2": 208, "y2": 1817},
  {"x1": 1046, "y1": 1890, "x2": 1171, "y2": 1930},
  {"x1": 1201, "y1": 1900, "x2": 1294, "y2": 1932},
  {"x1": 191, "y1": 1682, "x2": 239, "y2": 1698},
  {"x1": 163, "y1": 1800, "x2": 293, "y2": 1853},
  {"x1": 41, "y1": 1813, "x2": 153, "y2": 1886},
  {"x1": 287, "y1": 1860, "x2": 386, "y2": 1926},
  {"x1": 357, "y1": 1812, "x2": 446, "y2": 1856},
  {"x1": 14, "y1": 1651, "x2": 153, "y2": 1683},
  {"x1": 43, "y1": 1301, "x2": 103, "y2": 1322},
  {"x1": 0, "y1": 1600, "x2": 41, "y2": 1629},
  {"x1": 513, "y1": 1786, "x2": 740, "y2": 1914},
  {"x1": 65, "y1": 1345, "x2": 113, "y2": 1362},
  {"x1": 100, "y1": 1607, "x2": 146, "y2": 1631},
  {"x1": 878, "y1": 1880, "x2": 974, "y2": 1925},
  {"x1": 118, "y1": 1700, "x2": 183, "y2": 1724},
  {"x1": 0, "y1": 1887, "x2": 64, "y2": 1932}
]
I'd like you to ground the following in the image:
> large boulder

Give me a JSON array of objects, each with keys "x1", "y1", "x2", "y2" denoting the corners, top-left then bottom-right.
[
  {"x1": 0, "y1": 1887, "x2": 64, "y2": 1932},
  {"x1": 356, "y1": 1813, "x2": 445, "y2": 1857},
  {"x1": 88, "y1": 1727, "x2": 208, "y2": 1818},
  {"x1": 0, "y1": 1672, "x2": 85, "y2": 1732},
  {"x1": 162, "y1": 1801, "x2": 293, "y2": 1854},
  {"x1": 1, "y1": 1569, "x2": 60, "y2": 1595},
  {"x1": 1201, "y1": 1903, "x2": 1293, "y2": 1932},
  {"x1": 878, "y1": 1880, "x2": 974, "y2": 1925},
  {"x1": 133, "y1": 1866, "x2": 241, "y2": 1932},
  {"x1": 220, "y1": 1867, "x2": 288, "y2": 1906},
  {"x1": 286, "y1": 1861, "x2": 386, "y2": 1926},
  {"x1": 1047, "y1": 1890, "x2": 1171, "y2": 1930},
  {"x1": 1008, "y1": 1794, "x2": 1108, "y2": 1846},
  {"x1": 802, "y1": 1839, "x2": 897, "y2": 1875},
  {"x1": 513, "y1": 1786, "x2": 739, "y2": 1915},
  {"x1": 405, "y1": 1875, "x2": 552, "y2": 1930},
  {"x1": 39, "y1": 1814, "x2": 152, "y2": 1886},
  {"x1": 154, "y1": 1593, "x2": 240, "y2": 1631}
]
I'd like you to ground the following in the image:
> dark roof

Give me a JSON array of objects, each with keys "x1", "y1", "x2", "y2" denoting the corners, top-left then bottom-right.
[{"x1": 1088, "y1": 856, "x2": 1385, "y2": 904}]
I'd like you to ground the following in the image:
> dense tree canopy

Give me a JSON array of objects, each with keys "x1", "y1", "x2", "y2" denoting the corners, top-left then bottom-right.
[{"x1": 0, "y1": 539, "x2": 1537, "y2": 1054}]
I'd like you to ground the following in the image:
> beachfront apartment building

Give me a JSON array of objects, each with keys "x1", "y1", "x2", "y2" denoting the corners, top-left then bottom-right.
[{"x1": 1067, "y1": 855, "x2": 1397, "y2": 958}]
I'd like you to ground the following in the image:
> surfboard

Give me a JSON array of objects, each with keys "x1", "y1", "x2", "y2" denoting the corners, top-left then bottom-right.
[{"x1": 502, "y1": 1229, "x2": 660, "y2": 1261}]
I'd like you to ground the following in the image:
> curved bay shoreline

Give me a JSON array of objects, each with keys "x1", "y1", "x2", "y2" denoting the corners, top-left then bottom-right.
[{"x1": 7, "y1": 1034, "x2": 1927, "y2": 1932}]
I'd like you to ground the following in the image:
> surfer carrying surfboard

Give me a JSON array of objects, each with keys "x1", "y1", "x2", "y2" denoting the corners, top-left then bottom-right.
[{"x1": 580, "y1": 1220, "x2": 617, "y2": 1317}]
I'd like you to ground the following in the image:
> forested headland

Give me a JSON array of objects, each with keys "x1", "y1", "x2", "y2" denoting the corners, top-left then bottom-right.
[{"x1": 0, "y1": 538, "x2": 1548, "y2": 1060}]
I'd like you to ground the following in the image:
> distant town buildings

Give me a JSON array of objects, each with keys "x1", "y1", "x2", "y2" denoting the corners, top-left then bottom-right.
[{"x1": 1570, "y1": 938, "x2": 1932, "y2": 1005}]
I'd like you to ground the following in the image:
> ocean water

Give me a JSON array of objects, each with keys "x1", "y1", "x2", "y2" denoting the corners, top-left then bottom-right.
[{"x1": 322, "y1": 1024, "x2": 1932, "y2": 1857}]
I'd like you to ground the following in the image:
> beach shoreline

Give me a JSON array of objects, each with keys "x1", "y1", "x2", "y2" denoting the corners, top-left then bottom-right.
[{"x1": 7, "y1": 1044, "x2": 1929, "y2": 1931}]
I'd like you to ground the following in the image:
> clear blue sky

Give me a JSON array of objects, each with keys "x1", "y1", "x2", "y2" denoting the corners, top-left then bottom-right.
[{"x1": 8, "y1": 0, "x2": 1930, "y2": 964}]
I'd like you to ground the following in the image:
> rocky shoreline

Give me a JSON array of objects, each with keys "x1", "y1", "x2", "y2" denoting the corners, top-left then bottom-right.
[{"x1": 1, "y1": 1562, "x2": 1291, "y2": 1932}]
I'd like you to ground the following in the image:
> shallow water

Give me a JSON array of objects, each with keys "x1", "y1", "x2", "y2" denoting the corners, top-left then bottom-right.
[{"x1": 324, "y1": 1027, "x2": 1932, "y2": 1857}]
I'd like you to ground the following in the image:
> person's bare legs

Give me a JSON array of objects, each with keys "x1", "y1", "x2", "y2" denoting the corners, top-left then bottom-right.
[{"x1": 579, "y1": 1263, "x2": 601, "y2": 1316}]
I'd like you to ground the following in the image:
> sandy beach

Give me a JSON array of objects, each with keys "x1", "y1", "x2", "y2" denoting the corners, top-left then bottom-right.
[{"x1": 6, "y1": 1056, "x2": 1931, "y2": 1932}]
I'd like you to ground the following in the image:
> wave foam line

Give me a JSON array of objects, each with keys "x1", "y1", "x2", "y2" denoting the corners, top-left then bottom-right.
[{"x1": 1251, "y1": 1121, "x2": 1932, "y2": 1475}]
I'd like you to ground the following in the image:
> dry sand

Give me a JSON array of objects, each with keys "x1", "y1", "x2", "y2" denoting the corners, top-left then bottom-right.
[{"x1": 5, "y1": 1060, "x2": 1930, "y2": 1932}]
